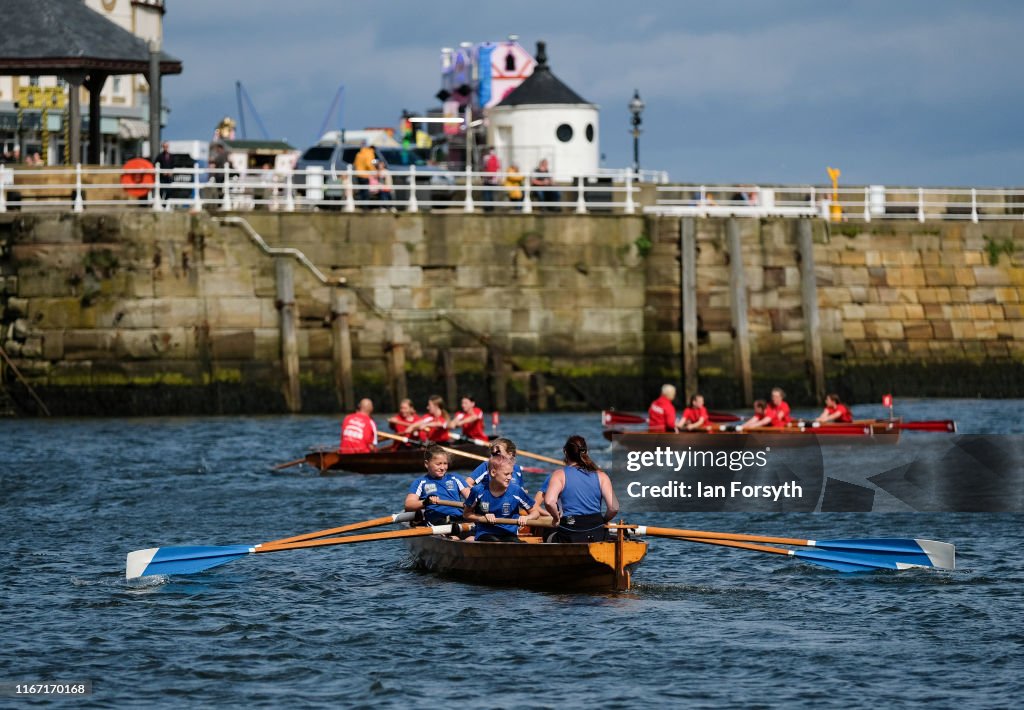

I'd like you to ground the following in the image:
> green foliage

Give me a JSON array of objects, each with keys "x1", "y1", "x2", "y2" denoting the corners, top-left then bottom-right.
[
  {"x1": 983, "y1": 235, "x2": 1014, "y2": 265},
  {"x1": 634, "y1": 233, "x2": 652, "y2": 258}
]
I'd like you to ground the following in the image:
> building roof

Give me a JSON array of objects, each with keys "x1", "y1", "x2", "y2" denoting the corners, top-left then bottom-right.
[
  {"x1": 0, "y1": 0, "x2": 181, "y2": 76},
  {"x1": 494, "y1": 41, "x2": 589, "y2": 107}
]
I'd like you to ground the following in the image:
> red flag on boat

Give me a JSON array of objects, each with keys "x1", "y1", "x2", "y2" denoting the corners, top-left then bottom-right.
[
  {"x1": 491, "y1": 411, "x2": 500, "y2": 432},
  {"x1": 882, "y1": 394, "x2": 893, "y2": 408}
]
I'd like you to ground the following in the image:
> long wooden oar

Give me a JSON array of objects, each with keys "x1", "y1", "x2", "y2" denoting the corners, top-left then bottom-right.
[
  {"x1": 445, "y1": 432, "x2": 565, "y2": 467},
  {"x1": 612, "y1": 524, "x2": 955, "y2": 572},
  {"x1": 262, "y1": 511, "x2": 418, "y2": 546},
  {"x1": 126, "y1": 523, "x2": 468, "y2": 580},
  {"x1": 900, "y1": 419, "x2": 957, "y2": 432},
  {"x1": 377, "y1": 431, "x2": 487, "y2": 463},
  {"x1": 272, "y1": 457, "x2": 307, "y2": 471}
]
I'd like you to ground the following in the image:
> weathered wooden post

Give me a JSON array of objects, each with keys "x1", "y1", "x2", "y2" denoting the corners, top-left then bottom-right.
[
  {"x1": 532, "y1": 372, "x2": 548, "y2": 412},
  {"x1": 726, "y1": 218, "x2": 753, "y2": 404},
  {"x1": 437, "y1": 348, "x2": 457, "y2": 409},
  {"x1": 385, "y1": 322, "x2": 408, "y2": 411},
  {"x1": 275, "y1": 257, "x2": 301, "y2": 412},
  {"x1": 487, "y1": 344, "x2": 507, "y2": 413},
  {"x1": 796, "y1": 219, "x2": 826, "y2": 403},
  {"x1": 680, "y1": 217, "x2": 699, "y2": 399},
  {"x1": 331, "y1": 288, "x2": 354, "y2": 411}
]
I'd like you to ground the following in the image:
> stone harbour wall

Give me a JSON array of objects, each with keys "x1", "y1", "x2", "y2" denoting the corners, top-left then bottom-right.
[{"x1": 0, "y1": 211, "x2": 1020, "y2": 415}]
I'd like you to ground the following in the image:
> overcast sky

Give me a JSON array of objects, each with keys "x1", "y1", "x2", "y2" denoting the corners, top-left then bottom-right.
[{"x1": 161, "y1": 0, "x2": 1023, "y2": 187}]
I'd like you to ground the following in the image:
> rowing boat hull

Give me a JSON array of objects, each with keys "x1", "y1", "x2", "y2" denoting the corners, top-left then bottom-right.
[
  {"x1": 304, "y1": 442, "x2": 488, "y2": 474},
  {"x1": 406, "y1": 535, "x2": 648, "y2": 592}
]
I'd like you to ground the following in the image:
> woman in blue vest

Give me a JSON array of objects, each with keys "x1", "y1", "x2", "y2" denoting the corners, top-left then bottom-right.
[{"x1": 542, "y1": 435, "x2": 619, "y2": 543}]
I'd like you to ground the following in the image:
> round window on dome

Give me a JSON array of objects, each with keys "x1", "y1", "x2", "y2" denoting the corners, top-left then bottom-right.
[
  {"x1": 556, "y1": 124, "x2": 573, "y2": 142},
  {"x1": 585, "y1": 123, "x2": 595, "y2": 142}
]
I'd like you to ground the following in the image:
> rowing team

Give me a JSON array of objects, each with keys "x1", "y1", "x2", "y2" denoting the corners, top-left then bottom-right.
[
  {"x1": 339, "y1": 394, "x2": 486, "y2": 454},
  {"x1": 406, "y1": 435, "x2": 619, "y2": 544},
  {"x1": 648, "y1": 384, "x2": 854, "y2": 433}
]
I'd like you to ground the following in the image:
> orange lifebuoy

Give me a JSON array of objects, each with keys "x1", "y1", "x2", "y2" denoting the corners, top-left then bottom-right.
[{"x1": 121, "y1": 157, "x2": 155, "y2": 197}]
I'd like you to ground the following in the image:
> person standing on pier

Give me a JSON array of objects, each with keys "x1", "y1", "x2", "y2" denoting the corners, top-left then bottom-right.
[
  {"x1": 353, "y1": 142, "x2": 376, "y2": 204},
  {"x1": 648, "y1": 384, "x2": 678, "y2": 433},
  {"x1": 482, "y1": 147, "x2": 501, "y2": 211},
  {"x1": 340, "y1": 398, "x2": 378, "y2": 453}
]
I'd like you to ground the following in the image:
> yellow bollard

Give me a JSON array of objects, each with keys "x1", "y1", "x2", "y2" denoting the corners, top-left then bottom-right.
[{"x1": 827, "y1": 166, "x2": 843, "y2": 222}]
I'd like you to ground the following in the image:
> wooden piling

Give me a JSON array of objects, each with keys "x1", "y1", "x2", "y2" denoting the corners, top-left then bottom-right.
[
  {"x1": 386, "y1": 323, "x2": 408, "y2": 411},
  {"x1": 680, "y1": 217, "x2": 699, "y2": 398},
  {"x1": 331, "y1": 288, "x2": 353, "y2": 411},
  {"x1": 438, "y1": 348, "x2": 457, "y2": 409},
  {"x1": 796, "y1": 219, "x2": 826, "y2": 403},
  {"x1": 487, "y1": 346, "x2": 507, "y2": 413},
  {"x1": 275, "y1": 257, "x2": 301, "y2": 413},
  {"x1": 726, "y1": 218, "x2": 753, "y2": 404}
]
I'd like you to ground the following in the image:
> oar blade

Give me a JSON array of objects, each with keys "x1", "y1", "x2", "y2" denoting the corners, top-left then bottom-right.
[
  {"x1": 815, "y1": 538, "x2": 954, "y2": 570},
  {"x1": 126, "y1": 544, "x2": 254, "y2": 580}
]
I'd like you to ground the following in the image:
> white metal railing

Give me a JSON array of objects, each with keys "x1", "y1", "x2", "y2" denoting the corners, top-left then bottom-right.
[
  {"x1": 2, "y1": 165, "x2": 1023, "y2": 222},
  {"x1": 648, "y1": 184, "x2": 1024, "y2": 222},
  {"x1": 0, "y1": 164, "x2": 641, "y2": 215}
]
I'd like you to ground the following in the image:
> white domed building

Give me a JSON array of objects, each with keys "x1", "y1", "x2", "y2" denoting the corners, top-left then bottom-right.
[{"x1": 486, "y1": 41, "x2": 599, "y2": 179}]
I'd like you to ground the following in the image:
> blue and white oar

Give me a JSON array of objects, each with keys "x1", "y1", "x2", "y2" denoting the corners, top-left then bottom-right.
[
  {"x1": 610, "y1": 525, "x2": 955, "y2": 572},
  {"x1": 126, "y1": 512, "x2": 438, "y2": 580}
]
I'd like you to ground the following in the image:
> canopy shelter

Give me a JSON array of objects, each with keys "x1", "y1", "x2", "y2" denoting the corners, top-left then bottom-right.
[{"x1": 0, "y1": 0, "x2": 182, "y2": 163}]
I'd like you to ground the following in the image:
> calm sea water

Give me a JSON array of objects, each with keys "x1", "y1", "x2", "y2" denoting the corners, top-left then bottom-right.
[{"x1": 2, "y1": 400, "x2": 1022, "y2": 708}]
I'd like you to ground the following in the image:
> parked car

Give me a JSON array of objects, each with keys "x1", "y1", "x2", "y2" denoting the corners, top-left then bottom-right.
[{"x1": 293, "y1": 143, "x2": 454, "y2": 206}]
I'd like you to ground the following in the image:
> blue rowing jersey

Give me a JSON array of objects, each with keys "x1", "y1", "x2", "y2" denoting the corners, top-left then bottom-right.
[
  {"x1": 465, "y1": 481, "x2": 534, "y2": 537},
  {"x1": 556, "y1": 465, "x2": 603, "y2": 517},
  {"x1": 408, "y1": 472, "x2": 466, "y2": 519},
  {"x1": 472, "y1": 460, "x2": 525, "y2": 488}
]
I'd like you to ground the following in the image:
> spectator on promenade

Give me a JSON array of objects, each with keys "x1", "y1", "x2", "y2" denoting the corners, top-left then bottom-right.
[
  {"x1": 504, "y1": 163, "x2": 524, "y2": 209},
  {"x1": 155, "y1": 142, "x2": 175, "y2": 200},
  {"x1": 370, "y1": 159, "x2": 395, "y2": 211},
  {"x1": 482, "y1": 147, "x2": 501, "y2": 211},
  {"x1": 353, "y1": 142, "x2": 376, "y2": 205},
  {"x1": 532, "y1": 158, "x2": 559, "y2": 211}
]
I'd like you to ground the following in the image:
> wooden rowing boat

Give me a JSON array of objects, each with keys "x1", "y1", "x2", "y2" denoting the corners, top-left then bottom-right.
[
  {"x1": 601, "y1": 424, "x2": 897, "y2": 442},
  {"x1": 304, "y1": 441, "x2": 489, "y2": 474},
  {"x1": 405, "y1": 532, "x2": 648, "y2": 592}
]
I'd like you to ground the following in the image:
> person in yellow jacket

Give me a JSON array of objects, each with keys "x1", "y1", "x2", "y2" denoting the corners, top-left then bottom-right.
[
  {"x1": 503, "y1": 164, "x2": 524, "y2": 210},
  {"x1": 353, "y1": 142, "x2": 377, "y2": 204}
]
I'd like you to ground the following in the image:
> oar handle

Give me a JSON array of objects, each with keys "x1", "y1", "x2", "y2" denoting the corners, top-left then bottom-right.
[{"x1": 272, "y1": 457, "x2": 307, "y2": 471}]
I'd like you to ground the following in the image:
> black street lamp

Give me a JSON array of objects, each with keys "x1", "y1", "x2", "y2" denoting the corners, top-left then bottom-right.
[{"x1": 629, "y1": 89, "x2": 645, "y2": 173}]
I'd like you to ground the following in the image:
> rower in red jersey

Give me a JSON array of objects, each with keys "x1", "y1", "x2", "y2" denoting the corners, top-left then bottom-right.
[
  {"x1": 647, "y1": 384, "x2": 678, "y2": 433},
  {"x1": 815, "y1": 393, "x2": 854, "y2": 423},
  {"x1": 744, "y1": 388, "x2": 791, "y2": 428},
  {"x1": 449, "y1": 394, "x2": 486, "y2": 442},
  {"x1": 676, "y1": 393, "x2": 710, "y2": 431},
  {"x1": 387, "y1": 398, "x2": 421, "y2": 446},
  {"x1": 407, "y1": 395, "x2": 451, "y2": 443},
  {"x1": 339, "y1": 398, "x2": 378, "y2": 453}
]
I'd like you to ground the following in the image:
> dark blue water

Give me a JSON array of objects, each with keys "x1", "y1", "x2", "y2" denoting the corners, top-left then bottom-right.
[{"x1": 2, "y1": 400, "x2": 1022, "y2": 708}]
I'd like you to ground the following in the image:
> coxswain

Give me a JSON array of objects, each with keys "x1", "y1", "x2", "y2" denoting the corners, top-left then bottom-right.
[
  {"x1": 406, "y1": 395, "x2": 451, "y2": 443},
  {"x1": 676, "y1": 393, "x2": 710, "y2": 431},
  {"x1": 405, "y1": 445, "x2": 471, "y2": 526},
  {"x1": 470, "y1": 438, "x2": 525, "y2": 489},
  {"x1": 815, "y1": 393, "x2": 854, "y2": 423},
  {"x1": 542, "y1": 435, "x2": 619, "y2": 543},
  {"x1": 449, "y1": 394, "x2": 487, "y2": 442},
  {"x1": 388, "y1": 398, "x2": 421, "y2": 446},
  {"x1": 743, "y1": 388, "x2": 791, "y2": 429},
  {"x1": 648, "y1": 384, "x2": 678, "y2": 433},
  {"x1": 463, "y1": 455, "x2": 540, "y2": 542},
  {"x1": 339, "y1": 398, "x2": 378, "y2": 453}
]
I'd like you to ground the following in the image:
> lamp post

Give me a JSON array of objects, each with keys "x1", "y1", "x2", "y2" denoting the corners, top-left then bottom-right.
[{"x1": 629, "y1": 89, "x2": 645, "y2": 174}]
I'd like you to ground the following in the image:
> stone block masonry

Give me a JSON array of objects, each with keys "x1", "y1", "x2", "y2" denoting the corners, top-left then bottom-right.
[{"x1": 0, "y1": 210, "x2": 1021, "y2": 416}]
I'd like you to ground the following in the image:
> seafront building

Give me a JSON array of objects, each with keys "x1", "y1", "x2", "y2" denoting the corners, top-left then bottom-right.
[{"x1": 0, "y1": 0, "x2": 168, "y2": 165}]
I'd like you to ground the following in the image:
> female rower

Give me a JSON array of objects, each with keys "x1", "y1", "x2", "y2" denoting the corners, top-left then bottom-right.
[
  {"x1": 543, "y1": 435, "x2": 619, "y2": 543},
  {"x1": 405, "y1": 445, "x2": 471, "y2": 526},
  {"x1": 407, "y1": 395, "x2": 451, "y2": 443},
  {"x1": 448, "y1": 394, "x2": 486, "y2": 442},
  {"x1": 463, "y1": 455, "x2": 540, "y2": 542},
  {"x1": 739, "y1": 399, "x2": 768, "y2": 430},
  {"x1": 388, "y1": 398, "x2": 421, "y2": 446},
  {"x1": 815, "y1": 393, "x2": 854, "y2": 423},
  {"x1": 742, "y1": 388, "x2": 791, "y2": 429},
  {"x1": 470, "y1": 437, "x2": 525, "y2": 489},
  {"x1": 676, "y1": 393, "x2": 709, "y2": 431}
]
